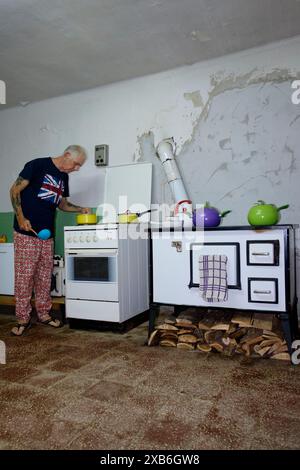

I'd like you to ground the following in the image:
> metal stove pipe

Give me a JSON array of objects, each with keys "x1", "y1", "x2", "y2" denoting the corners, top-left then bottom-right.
[{"x1": 156, "y1": 138, "x2": 189, "y2": 205}]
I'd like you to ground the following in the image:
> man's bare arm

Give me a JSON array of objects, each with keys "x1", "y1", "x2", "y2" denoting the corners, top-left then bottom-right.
[
  {"x1": 58, "y1": 197, "x2": 90, "y2": 214},
  {"x1": 10, "y1": 176, "x2": 32, "y2": 230}
]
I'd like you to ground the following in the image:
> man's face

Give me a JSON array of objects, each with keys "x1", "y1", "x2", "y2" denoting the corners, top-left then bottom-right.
[{"x1": 62, "y1": 152, "x2": 85, "y2": 173}]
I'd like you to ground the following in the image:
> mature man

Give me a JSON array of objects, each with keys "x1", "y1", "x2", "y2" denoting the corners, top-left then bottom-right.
[{"x1": 10, "y1": 145, "x2": 90, "y2": 336}]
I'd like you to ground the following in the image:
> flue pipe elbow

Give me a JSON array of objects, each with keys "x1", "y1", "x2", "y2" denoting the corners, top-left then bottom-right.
[{"x1": 156, "y1": 138, "x2": 175, "y2": 163}]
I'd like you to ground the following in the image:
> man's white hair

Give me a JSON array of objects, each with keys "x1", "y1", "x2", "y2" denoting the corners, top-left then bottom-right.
[{"x1": 64, "y1": 145, "x2": 87, "y2": 162}]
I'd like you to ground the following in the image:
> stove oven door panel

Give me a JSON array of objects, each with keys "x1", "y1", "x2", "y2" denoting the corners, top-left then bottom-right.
[
  {"x1": 65, "y1": 249, "x2": 118, "y2": 302},
  {"x1": 189, "y1": 242, "x2": 241, "y2": 289}
]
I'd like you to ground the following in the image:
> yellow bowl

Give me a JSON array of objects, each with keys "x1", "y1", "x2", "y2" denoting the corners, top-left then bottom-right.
[
  {"x1": 76, "y1": 213, "x2": 97, "y2": 225},
  {"x1": 118, "y1": 213, "x2": 138, "y2": 223}
]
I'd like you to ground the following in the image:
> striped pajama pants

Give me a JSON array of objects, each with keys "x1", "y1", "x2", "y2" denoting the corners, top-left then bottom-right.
[{"x1": 14, "y1": 231, "x2": 54, "y2": 322}]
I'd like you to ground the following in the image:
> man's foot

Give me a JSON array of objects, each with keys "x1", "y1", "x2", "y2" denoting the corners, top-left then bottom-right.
[
  {"x1": 11, "y1": 321, "x2": 31, "y2": 336},
  {"x1": 38, "y1": 316, "x2": 63, "y2": 328}
]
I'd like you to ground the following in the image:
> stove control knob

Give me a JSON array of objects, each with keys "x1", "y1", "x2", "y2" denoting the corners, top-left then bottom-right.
[
  {"x1": 67, "y1": 236, "x2": 72, "y2": 243},
  {"x1": 93, "y1": 235, "x2": 98, "y2": 242},
  {"x1": 86, "y1": 236, "x2": 91, "y2": 242},
  {"x1": 80, "y1": 235, "x2": 84, "y2": 242},
  {"x1": 73, "y1": 236, "x2": 78, "y2": 243}
]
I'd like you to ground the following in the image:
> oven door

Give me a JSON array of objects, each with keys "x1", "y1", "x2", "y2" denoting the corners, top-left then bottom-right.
[{"x1": 65, "y1": 249, "x2": 118, "y2": 301}]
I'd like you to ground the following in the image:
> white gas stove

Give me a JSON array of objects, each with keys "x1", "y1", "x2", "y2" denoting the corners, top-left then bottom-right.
[
  {"x1": 64, "y1": 162, "x2": 152, "y2": 326},
  {"x1": 64, "y1": 223, "x2": 149, "y2": 324}
]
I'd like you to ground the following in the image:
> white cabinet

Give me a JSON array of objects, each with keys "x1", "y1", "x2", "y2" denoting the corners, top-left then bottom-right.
[{"x1": 0, "y1": 243, "x2": 14, "y2": 295}]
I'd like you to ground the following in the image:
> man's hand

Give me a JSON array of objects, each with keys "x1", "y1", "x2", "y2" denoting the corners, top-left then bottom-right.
[
  {"x1": 80, "y1": 207, "x2": 92, "y2": 214},
  {"x1": 17, "y1": 217, "x2": 33, "y2": 232}
]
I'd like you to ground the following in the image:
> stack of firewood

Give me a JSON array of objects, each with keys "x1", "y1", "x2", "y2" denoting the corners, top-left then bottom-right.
[{"x1": 148, "y1": 308, "x2": 290, "y2": 361}]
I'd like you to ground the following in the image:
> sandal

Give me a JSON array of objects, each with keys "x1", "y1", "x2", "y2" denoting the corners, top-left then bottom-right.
[
  {"x1": 38, "y1": 317, "x2": 63, "y2": 328},
  {"x1": 11, "y1": 321, "x2": 31, "y2": 337}
]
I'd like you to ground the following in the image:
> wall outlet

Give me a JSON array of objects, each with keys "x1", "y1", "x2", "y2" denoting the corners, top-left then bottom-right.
[{"x1": 95, "y1": 145, "x2": 109, "y2": 166}]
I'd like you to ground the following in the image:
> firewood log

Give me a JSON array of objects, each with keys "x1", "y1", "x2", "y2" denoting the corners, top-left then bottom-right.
[
  {"x1": 239, "y1": 329, "x2": 264, "y2": 346},
  {"x1": 268, "y1": 341, "x2": 288, "y2": 356},
  {"x1": 257, "y1": 338, "x2": 281, "y2": 349},
  {"x1": 222, "y1": 336, "x2": 231, "y2": 346},
  {"x1": 197, "y1": 343, "x2": 212, "y2": 353},
  {"x1": 177, "y1": 334, "x2": 198, "y2": 344},
  {"x1": 205, "y1": 331, "x2": 224, "y2": 352},
  {"x1": 210, "y1": 342, "x2": 224, "y2": 353},
  {"x1": 224, "y1": 323, "x2": 238, "y2": 337},
  {"x1": 228, "y1": 327, "x2": 248, "y2": 340},
  {"x1": 176, "y1": 319, "x2": 194, "y2": 327},
  {"x1": 177, "y1": 329, "x2": 195, "y2": 335},
  {"x1": 160, "y1": 332, "x2": 179, "y2": 341},
  {"x1": 222, "y1": 338, "x2": 237, "y2": 356},
  {"x1": 148, "y1": 329, "x2": 160, "y2": 346},
  {"x1": 241, "y1": 336, "x2": 264, "y2": 356},
  {"x1": 270, "y1": 352, "x2": 290, "y2": 361},
  {"x1": 262, "y1": 330, "x2": 278, "y2": 337},
  {"x1": 269, "y1": 343, "x2": 288, "y2": 356},
  {"x1": 198, "y1": 317, "x2": 216, "y2": 330},
  {"x1": 236, "y1": 345, "x2": 245, "y2": 354},
  {"x1": 159, "y1": 339, "x2": 177, "y2": 347},
  {"x1": 177, "y1": 342, "x2": 195, "y2": 350},
  {"x1": 176, "y1": 308, "x2": 200, "y2": 326},
  {"x1": 192, "y1": 328, "x2": 204, "y2": 341},
  {"x1": 204, "y1": 330, "x2": 218, "y2": 344},
  {"x1": 253, "y1": 345, "x2": 271, "y2": 357},
  {"x1": 239, "y1": 329, "x2": 264, "y2": 356},
  {"x1": 165, "y1": 316, "x2": 177, "y2": 325},
  {"x1": 252, "y1": 313, "x2": 273, "y2": 331},
  {"x1": 157, "y1": 324, "x2": 179, "y2": 331},
  {"x1": 160, "y1": 330, "x2": 178, "y2": 337},
  {"x1": 241, "y1": 343, "x2": 251, "y2": 356},
  {"x1": 210, "y1": 311, "x2": 232, "y2": 331},
  {"x1": 231, "y1": 313, "x2": 253, "y2": 327}
]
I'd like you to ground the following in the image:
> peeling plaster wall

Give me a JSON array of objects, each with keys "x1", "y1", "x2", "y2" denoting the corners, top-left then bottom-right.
[{"x1": 0, "y1": 36, "x2": 300, "y2": 302}]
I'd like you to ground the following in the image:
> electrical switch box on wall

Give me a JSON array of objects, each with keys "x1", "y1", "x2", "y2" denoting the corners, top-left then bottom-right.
[{"x1": 95, "y1": 145, "x2": 109, "y2": 166}]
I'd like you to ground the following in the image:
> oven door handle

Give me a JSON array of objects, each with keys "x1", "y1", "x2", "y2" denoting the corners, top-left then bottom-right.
[{"x1": 65, "y1": 249, "x2": 118, "y2": 256}]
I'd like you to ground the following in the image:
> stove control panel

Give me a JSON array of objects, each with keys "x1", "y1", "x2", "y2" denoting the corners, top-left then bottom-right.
[{"x1": 64, "y1": 229, "x2": 118, "y2": 249}]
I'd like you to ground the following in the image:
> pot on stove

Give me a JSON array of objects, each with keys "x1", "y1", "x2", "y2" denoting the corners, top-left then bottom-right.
[
  {"x1": 118, "y1": 209, "x2": 154, "y2": 223},
  {"x1": 247, "y1": 200, "x2": 289, "y2": 226},
  {"x1": 76, "y1": 213, "x2": 97, "y2": 225},
  {"x1": 193, "y1": 202, "x2": 231, "y2": 228}
]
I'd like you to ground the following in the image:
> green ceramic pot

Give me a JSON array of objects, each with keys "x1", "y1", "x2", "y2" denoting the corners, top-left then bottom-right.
[{"x1": 247, "y1": 200, "x2": 289, "y2": 226}]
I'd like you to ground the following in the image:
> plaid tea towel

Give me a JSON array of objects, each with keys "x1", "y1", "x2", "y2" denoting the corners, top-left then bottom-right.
[{"x1": 199, "y1": 255, "x2": 228, "y2": 302}]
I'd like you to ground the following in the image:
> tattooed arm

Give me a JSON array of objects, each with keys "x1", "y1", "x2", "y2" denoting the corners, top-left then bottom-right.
[
  {"x1": 58, "y1": 197, "x2": 91, "y2": 214},
  {"x1": 10, "y1": 176, "x2": 32, "y2": 231}
]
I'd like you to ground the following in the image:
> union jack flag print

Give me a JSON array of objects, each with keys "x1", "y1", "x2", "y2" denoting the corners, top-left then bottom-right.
[{"x1": 38, "y1": 174, "x2": 64, "y2": 205}]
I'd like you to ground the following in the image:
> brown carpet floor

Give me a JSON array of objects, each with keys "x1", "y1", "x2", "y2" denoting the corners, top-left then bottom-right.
[{"x1": 0, "y1": 308, "x2": 300, "y2": 450}]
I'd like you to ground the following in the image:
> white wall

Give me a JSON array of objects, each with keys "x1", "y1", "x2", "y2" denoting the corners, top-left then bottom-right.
[{"x1": 1, "y1": 35, "x2": 300, "y2": 291}]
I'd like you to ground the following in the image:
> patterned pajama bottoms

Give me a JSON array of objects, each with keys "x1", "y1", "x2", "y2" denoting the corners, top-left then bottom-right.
[{"x1": 14, "y1": 231, "x2": 54, "y2": 322}]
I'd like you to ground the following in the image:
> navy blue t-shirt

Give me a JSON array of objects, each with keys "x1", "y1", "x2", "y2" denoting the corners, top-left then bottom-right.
[{"x1": 14, "y1": 157, "x2": 69, "y2": 238}]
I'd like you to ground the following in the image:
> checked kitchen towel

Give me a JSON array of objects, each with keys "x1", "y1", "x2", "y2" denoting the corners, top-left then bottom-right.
[{"x1": 199, "y1": 254, "x2": 228, "y2": 302}]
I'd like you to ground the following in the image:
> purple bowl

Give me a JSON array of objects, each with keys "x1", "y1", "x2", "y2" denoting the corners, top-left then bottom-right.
[{"x1": 192, "y1": 208, "x2": 221, "y2": 228}]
